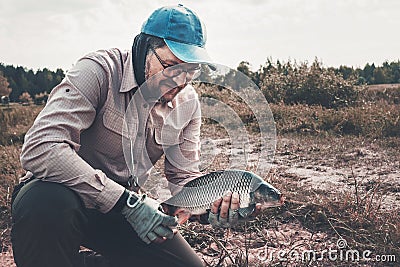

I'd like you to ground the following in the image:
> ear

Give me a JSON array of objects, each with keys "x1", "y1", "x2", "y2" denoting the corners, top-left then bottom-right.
[{"x1": 173, "y1": 208, "x2": 192, "y2": 224}]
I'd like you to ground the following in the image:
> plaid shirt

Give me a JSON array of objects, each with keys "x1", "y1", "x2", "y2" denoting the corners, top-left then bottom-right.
[{"x1": 21, "y1": 48, "x2": 202, "y2": 213}]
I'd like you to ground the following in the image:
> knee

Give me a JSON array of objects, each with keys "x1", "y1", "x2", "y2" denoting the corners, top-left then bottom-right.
[
  {"x1": 11, "y1": 181, "x2": 88, "y2": 266},
  {"x1": 12, "y1": 180, "x2": 87, "y2": 231}
]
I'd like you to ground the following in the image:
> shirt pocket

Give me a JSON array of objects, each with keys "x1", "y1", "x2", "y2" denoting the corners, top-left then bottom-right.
[
  {"x1": 102, "y1": 107, "x2": 136, "y2": 139},
  {"x1": 98, "y1": 108, "x2": 137, "y2": 160},
  {"x1": 154, "y1": 125, "x2": 184, "y2": 147}
]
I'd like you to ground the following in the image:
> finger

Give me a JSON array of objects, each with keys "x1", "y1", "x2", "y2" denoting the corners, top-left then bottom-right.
[
  {"x1": 219, "y1": 191, "x2": 232, "y2": 219},
  {"x1": 142, "y1": 235, "x2": 151, "y2": 244},
  {"x1": 210, "y1": 197, "x2": 223, "y2": 214},
  {"x1": 230, "y1": 192, "x2": 240, "y2": 210},
  {"x1": 153, "y1": 225, "x2": 175, "y2": 240},
  {"x1": 153, "y1": 237, "x2": 167, "y2": 244},
  {"x1": 147, "y1": 231, "x2": 166, "y2": 244},
  {"x1": 147, "y1": 231, "x2": 158, "y2": 242}
]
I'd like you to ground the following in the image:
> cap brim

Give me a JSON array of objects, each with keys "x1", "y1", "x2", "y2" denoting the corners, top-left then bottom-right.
[{"x1": 165, "y1": 39, "x2": 216, "y2": 70}]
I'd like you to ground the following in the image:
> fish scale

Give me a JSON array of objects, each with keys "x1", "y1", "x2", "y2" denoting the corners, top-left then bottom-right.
[{"x1": 165, "y1": 170, "x2": 259, "y2": 215}]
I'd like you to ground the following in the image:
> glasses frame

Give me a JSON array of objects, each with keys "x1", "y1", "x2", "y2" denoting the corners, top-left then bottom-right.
[{"x1": 150, "y1": 47, "x2": 200, "y2": 79}]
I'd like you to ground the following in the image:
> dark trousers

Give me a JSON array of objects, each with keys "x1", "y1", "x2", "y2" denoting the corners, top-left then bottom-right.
[{"x1": 11, "y1": 179, "x2": 203, "y2": 267}]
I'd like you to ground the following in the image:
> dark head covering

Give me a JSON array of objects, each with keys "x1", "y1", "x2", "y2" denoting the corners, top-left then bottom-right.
[{"x1": 131, "y1": 33, "x2": 153, "y2": 87}]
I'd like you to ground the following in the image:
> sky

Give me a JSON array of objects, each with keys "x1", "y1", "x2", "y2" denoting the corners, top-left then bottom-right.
[{"x1": 1, "y1": 0, "x2": 399, "y2": 72}]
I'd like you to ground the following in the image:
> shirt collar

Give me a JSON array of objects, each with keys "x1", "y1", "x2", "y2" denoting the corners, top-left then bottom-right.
[{"x1": 119, "y1": 50, "x2": 138, "y2": 93}]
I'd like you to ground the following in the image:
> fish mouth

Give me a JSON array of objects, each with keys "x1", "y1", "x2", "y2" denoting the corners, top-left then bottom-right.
[
  {"x1": 279, "y1": 194, "x2": 285, "y2": 205},
  {"x1": 260, "y1": 194, "x2": 285, "y2": 209}
]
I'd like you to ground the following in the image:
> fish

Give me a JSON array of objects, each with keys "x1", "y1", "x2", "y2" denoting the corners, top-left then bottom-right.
[{"x1": 161, "y1": 169, "x2": 284, "y2": 224}]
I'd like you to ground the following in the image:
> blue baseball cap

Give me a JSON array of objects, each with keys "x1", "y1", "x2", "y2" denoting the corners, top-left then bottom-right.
[{"x1": 141, "y1": 4, "x2": 213, "y2": 65}]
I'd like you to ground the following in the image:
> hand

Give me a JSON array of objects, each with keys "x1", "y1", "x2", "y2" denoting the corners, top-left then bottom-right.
[
  {"x1": 208, "y1": 191, "x2": 239, "y2": 228},
  {"x1": 208, "y1": 191, "x2": 262, "y2": 228},
  {"x1": 121, "y1": 192, "x2": 178, "y2": 244}
]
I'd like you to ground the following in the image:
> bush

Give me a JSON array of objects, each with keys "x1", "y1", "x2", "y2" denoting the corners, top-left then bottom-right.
[{"x1": 260, "y1": 59, "x2": 358, "y2": 108}]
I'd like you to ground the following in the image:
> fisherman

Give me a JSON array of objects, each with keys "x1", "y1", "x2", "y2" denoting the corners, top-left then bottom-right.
[{"x1": 11, "y1": 4, "x2": 260, "y2": 267}]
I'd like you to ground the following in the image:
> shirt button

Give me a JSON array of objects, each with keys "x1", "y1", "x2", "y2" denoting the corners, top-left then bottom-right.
[
  {"x1": 133, "y1": 160, "x2": 138, "y2": 164},
  {"x1": 143, "y1": 103, "x2": 148, "y2": 108},
  {"x1": 137, "y1": 132, "x2": 143, "y2": 137}
]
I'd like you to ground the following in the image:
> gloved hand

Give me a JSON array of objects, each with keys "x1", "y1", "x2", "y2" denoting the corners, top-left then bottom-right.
[
  {"x1": 121, "y1": 192, "x2": 178, "y2": 244},
  {"x1": 208, "y1": 191, "x2": 240, "y2": 228},
  {"x1": 208, "y1": 191, "x2": 261, "y2": 228},
  {"x1": 208, "y1": 208, "x2": 239, "y2": 228}
]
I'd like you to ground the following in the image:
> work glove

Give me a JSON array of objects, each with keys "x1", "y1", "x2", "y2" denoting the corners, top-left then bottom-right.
[
  {"x1": 121, "y1": 191, "x2": 178, "y2": 244},
  {"x1": 208, "y1": 208, "x2": 239, "y2": 228},
  {"x1": 207, "y1": 191, "x2": 241, "y2": 228}
]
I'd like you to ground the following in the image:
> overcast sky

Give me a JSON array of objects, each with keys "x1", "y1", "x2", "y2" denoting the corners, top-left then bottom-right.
[{"x1": 1, "y1": 0, "x2": 399, "y2": 72}]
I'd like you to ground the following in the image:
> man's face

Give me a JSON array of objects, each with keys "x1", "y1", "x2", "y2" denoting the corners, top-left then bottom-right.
[{"x1": 145, "y1": 46, "x2": 199, "y2": 103}]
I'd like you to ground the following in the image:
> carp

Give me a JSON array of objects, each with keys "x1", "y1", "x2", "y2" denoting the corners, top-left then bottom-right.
[{"x1": 162, "y1": 169, "x2": 284, "y2": 224}]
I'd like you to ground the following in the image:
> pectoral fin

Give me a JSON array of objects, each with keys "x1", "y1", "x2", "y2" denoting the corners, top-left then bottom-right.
[
  {"x1": 161, "y1": 204, "x2": 192, "y2": 224},
  {"x1": 172, "y1": 208, "x2": 192, "y2": 224}
]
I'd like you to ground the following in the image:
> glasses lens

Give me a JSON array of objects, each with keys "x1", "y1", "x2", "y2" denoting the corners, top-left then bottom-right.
[
  {"x1": 163, "y1": 64, "x2": 201, "y2": 78},
  {"x1": 163, "y1": 66, "x2": 183, "y2": 77}
]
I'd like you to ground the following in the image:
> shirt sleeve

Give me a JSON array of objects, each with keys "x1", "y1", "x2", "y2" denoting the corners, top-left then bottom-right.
[
  {"x1": 20, "y1": 59, "x2": 125, "y2": 213},
  {"x1": 164, "y1": 97, "x2": 202, "y2": 194}
]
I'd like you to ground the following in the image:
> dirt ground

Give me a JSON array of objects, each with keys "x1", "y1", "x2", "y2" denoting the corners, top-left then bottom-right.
[
  {"x1": 182, "y1": 134, "x2": 400, "y2": 266},
  {"x1": 1, "y1": 134, "x2": 399, "y2": 266}
]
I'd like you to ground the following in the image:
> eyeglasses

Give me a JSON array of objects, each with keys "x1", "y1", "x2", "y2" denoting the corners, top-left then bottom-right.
[{"x1": 150, "y1": 47, "x2": 201, "y2": 79}]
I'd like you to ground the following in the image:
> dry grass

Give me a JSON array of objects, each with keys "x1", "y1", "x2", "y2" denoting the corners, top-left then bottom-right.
[
  {"x1": 196, "y1": 83, "x2": 400, "y2": 138},
  {"x1": 360, "y1": 83, "x2": 400, "y2": 105},
  {"x1": 1, "y1": 89, "x2": 399, "y2": 266},
  {"x1": 0, "y1": 104, "x2": 42, "y2": 145},
  {"x1": 176, "y1": 132, "x2": 400, "y2": 266},
  {"x1": 271, "y1": 102, "x2": 400, "y2": 138},
  {"x1": 0, "y1": 104, "x2": 42, "y2": 261}
]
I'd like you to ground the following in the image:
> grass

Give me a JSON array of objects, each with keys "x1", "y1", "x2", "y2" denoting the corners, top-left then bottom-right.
[
  {"x1": 178, "y1": 134, "x2": 400, "y2": 266},
  {"x1": 0, "y1": 104, "x2": 42, "y2": 145},
  {"x1": 270, "y1": 102, "x2": 400, "y2": 137},
  {"x1": 0, "y1": 104, "x2": 42, "y2": 255},
  {"x1": 196, "y1": 83, "x2": 400, "y2": 138},
  {"x1": 0, "y1": 86, "x2": 399, "y2": 266}
]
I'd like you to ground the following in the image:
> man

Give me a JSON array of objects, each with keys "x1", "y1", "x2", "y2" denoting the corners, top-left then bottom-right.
[{"x1": 11, "y1": 4, "x2": 246, "y2": 267}]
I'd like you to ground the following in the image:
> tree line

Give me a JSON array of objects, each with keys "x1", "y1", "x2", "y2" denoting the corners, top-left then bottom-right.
[
  {"x1": 0, "y1": 59, "x2": 399, "y2": 104},
  {"x1": 235, "y1": 59, "x2": 400, "y2": 108},
  {"x1": 0, "y1": 63, "x2": 64, "y2": 102},
  {"x1": 237, "y1": 58, "x2": 400, "y2": 88}
]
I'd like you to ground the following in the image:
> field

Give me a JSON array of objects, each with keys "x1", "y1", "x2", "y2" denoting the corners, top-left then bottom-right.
[{"x1": 0, "y1": 84, "x2": 399, "y2": 266}]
